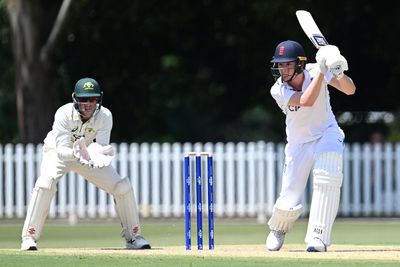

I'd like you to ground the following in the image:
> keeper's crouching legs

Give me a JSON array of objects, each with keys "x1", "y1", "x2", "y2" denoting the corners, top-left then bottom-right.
[
  {"x1": 21, "y1": 177, "x2": 57, "y2": 250},
  {"x1": 266, "y1": 204, "x2": 303, "y2": 251},
  {"x1": 112, "y1": 177, "x2": 151, "y2": 249},
  {"x1": 305, "y1": 152, "x2": 343, "y2": 252}
]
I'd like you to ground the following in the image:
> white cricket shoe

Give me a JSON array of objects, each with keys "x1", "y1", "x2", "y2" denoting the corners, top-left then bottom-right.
[
  {"x1": 306, "y1": 237, "x2": 327, "y2": 252},
  {"x1": 21, "y1": 236, "x2": 37, "y2": 251},
  {"x1": 266, "y1": 230, "x2": 285, "y2": 251},
  {"x1": 126, "y1": 235, "x2": 151, "y2": 249}
]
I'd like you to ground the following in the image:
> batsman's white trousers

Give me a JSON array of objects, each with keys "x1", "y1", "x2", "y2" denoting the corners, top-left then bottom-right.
[{"x1": 275, "y1": 126, "x2": 345, "y2": 208}]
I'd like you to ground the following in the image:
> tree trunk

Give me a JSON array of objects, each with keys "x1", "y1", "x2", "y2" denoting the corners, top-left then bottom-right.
[
  {"x1": 7, "y1": 0, "x2": 70, "y2": 144},
  {"x1": 15, "y1": 59, "x2": 59, "y2": 144}
]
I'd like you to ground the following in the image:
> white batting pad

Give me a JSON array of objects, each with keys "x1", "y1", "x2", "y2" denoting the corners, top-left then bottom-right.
[
  {"x1": 268, "y1": 204, "x2": 303, "y2": 233},
  {"x1": 305, "y1": 152, "x2": 343, "y2": 245},
  {"x1": 113, "y1": 177, "x2": 140, "y2": 241},
  {"x1": 21, "y1": 180, "x2": 57, "y2": 240}
]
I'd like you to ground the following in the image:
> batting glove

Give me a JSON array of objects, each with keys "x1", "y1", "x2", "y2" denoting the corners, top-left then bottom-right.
[
  {"x1": 316, "y1": 49, "x2": 328, "y2": 74},
  {"x1": 326, "y1": 54, "x2": 348, "y2": 80},
  {"x1": 316, "y1": 45, "x2": 343, "y2": 76}
]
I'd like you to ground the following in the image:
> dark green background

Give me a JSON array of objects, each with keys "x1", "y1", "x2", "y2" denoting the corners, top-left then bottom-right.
[{"x1": 0, "y1": 1, "x2": 397, "y2": 143}]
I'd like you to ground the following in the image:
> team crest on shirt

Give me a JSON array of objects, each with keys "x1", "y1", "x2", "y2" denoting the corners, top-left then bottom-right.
[
  {"x1": 288, "y1": 105, "x2": 301, "y2": 112},
  {"x1": 85, "y1": 127, "x2": 95, "y2": 134}
]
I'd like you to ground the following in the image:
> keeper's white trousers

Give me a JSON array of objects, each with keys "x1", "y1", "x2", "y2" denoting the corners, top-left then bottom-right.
[
  {"x1": 21, "y1": 145, "x2": 137, "y2": 241},
  {"x1": 38, "y1": 145, "x2": 122, "y2": 192}
]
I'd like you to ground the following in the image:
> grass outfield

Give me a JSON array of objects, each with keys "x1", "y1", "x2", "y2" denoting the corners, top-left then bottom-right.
[{"x1": 1, "y1": 218, "x2": 400, "y2": 266}]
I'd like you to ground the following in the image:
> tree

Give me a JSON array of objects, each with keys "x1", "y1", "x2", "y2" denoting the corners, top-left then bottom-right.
[{"x1": 6, "y1": 0, "x2": 72, "y2": 143}]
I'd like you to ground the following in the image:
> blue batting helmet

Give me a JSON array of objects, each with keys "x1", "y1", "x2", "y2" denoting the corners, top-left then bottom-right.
[{"x1": 271, "y1": 40, "x2": 307, "y2": 63}]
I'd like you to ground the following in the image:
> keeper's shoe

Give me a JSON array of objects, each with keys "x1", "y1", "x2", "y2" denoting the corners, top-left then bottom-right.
[
  {"x1": 21, "y1": 236, "x2": 37, "y2": 251},
  {"x1": 126, "y1": 235, "x2": 151, "y2": 249},
  {"x1": 266, "y1": 230, "x2": 285, "y2": 251},
  {"x1": 306, "y1": 237, "x2": 327, "y2": 252}
]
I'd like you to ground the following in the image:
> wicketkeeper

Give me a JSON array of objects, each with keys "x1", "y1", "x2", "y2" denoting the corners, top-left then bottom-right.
[
  {"x1": 267, "y1": 40, "x2": 356, "y2": 252},
  {"x1": 21, "y1": 77, "x2": 151, "y2": 250}
]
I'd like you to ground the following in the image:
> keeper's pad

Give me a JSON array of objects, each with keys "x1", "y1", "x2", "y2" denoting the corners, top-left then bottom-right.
[
  {"x1": 112, "y1": 177, "x2": 141, "y2": 240},
  {"x1": 305, "y1": 152, "x2": 343, "y2": 246},
  {"x1": 21, "y1": 178, "x2": 57, "y2": 240},
  {"x1": 268, "y1": 204, "x2": 303, "y2": 233}
]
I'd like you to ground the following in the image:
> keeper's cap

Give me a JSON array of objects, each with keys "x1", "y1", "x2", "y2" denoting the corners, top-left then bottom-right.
[
  {"x1": 74, "y1": 77, "x2": 101, "y2": 97},
  {"x1": 271, "y1": 40, "x2": 307, "y2": 63}
]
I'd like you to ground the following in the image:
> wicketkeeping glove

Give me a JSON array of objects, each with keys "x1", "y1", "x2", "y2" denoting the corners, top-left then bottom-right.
[
  {"x1": 86, "y1": 143, "x2": 115, "y2": 168},
  {"x1": 73, "y1": 137, "x2": 91, "y2": 165}
]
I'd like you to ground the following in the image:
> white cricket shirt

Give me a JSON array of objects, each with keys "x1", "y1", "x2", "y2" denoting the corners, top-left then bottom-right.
[
  {"x1": 270, "y1": 63, "x2": 338, "y2": 144},
  {"x1": 43, "y1": 103, "x2": 113, "y2": 161}
]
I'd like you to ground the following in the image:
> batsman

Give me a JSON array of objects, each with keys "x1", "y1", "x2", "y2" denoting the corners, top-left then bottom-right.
[
  {"x1": 267, "y1": 40, "x2": 356, "y2": 252},
  {"x1": 21, "y1": 77, "x2": 151, "y2": 250}
]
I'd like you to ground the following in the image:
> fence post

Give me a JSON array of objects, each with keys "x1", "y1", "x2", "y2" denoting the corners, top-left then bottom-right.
[
  {"x1": 247, "y1": 142, "x2": 256, "y2": 217},
  {"x1": 373, "y1": 143, "x2": 383, "y2": 215},
  {"x1": 266, "y1": 142, "x2": 275, "y2": 216},
  {"x1": 140, "y1": 143, "x2": 150, "y2": 217},
  {"x1": 16, "y1": 144, "x2": 24, "y2": 218},
  {"x1": 151, "y1": 143, "x2": 161, "y2": 217},
  {"x1": 172, "y1": 143, "x2": 181, "y2": 217},
  {"x1": 161, "y1": 142, "x2": 172, "y2": 217},
  {"x1": 352, "y1": 143, "x2": 361, "y2": 215},
  {"x1": 384, "y1": 143, "x2": 393, "y2": 216},
  {"x1": 256, "y1": 141, "x2": 266, "y2": 223},
  {"x1": 5, "y1": 144, "x2": 13, "y2": 218},
  {"x1": 0, "y1": 145, "x2": 3, "y2": 218},
  {"x1": 226, "y1": 142, "x2": 235, "y2": 217},
  {"x1": 237, "y1": 142, "x2": 245, "y2": 217},
  {"x1": 215, "y1": 143, "x2": 224, "y2": 217},
  {"x1": 362, "y1": 144, "x2": 372, "y2": 216},
  {"x1": 130, "y1": 143, "x2": 139, "y2": 216}
]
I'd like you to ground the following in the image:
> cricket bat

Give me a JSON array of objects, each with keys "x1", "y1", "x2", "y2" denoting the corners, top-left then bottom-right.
[{"x1": 296, "y1": 10, "x2": 328, "y2": 49}]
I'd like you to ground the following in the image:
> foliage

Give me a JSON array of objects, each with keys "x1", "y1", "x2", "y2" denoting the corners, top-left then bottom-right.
[
  {"x1": 387, "y1": 110, "x2": 400, "y2": 142},
  {"x1": 0, "y1": 2, "x2": 17, "y2": 142},
  {"x1": 0, "y1": 1, "x2": 398, "y2": 143}
]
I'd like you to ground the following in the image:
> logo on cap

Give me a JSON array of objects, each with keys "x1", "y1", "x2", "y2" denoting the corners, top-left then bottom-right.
[
  {"x1": 83, "y1": 82, "x2": 95, "y2": 90},
  {"x1": 279, "y1": 46, "x2": 285, "y2": 56}
]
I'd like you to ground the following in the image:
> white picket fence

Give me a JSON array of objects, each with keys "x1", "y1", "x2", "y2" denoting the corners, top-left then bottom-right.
[{"x1": 1, "y1": 142, "x2": 400, "y2": 223}]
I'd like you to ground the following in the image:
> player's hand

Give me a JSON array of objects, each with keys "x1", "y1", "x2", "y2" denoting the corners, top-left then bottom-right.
[
  {"x1": 326, "y1": 54, "x2": 348, "y2": 80},
  {"x1": 73, "y1": 137, "x2": 91, "y2": 165},
  {"x1": 316, "y1": 58, "x2": 327, "y2": 74},
  {"x1": 316, "y1": 50, "x2": 327, "y2": 74}
]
